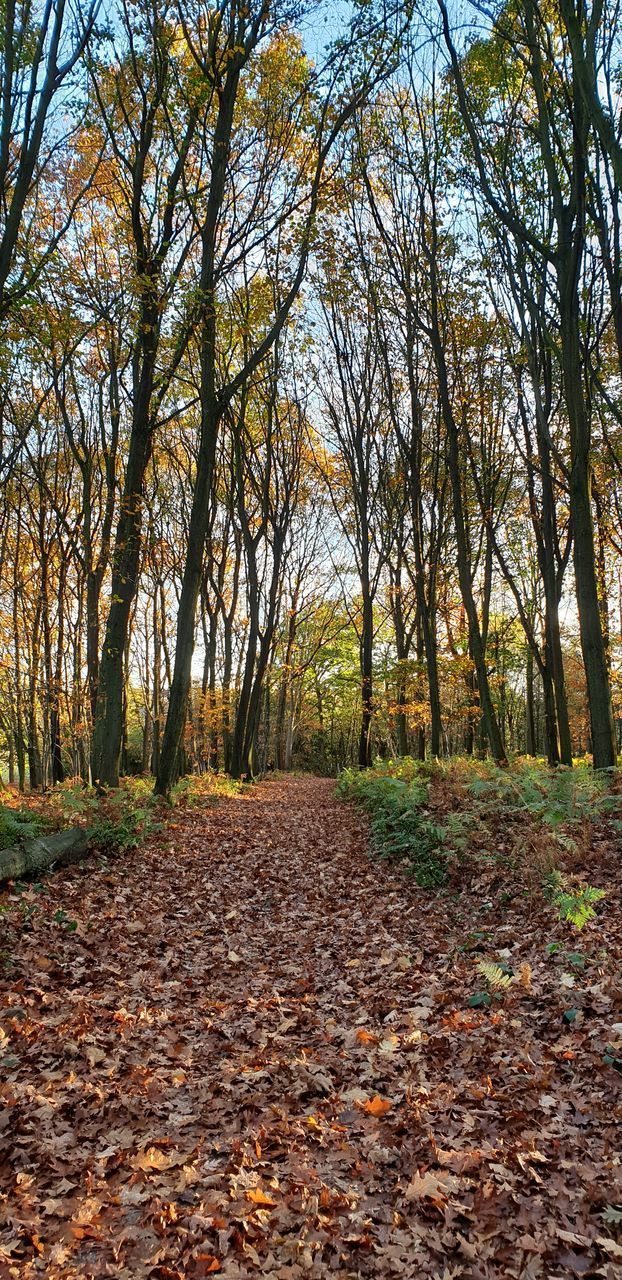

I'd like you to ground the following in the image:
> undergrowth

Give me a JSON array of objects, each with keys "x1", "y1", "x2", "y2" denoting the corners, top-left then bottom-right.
[
  {"x1": 0, "y1": 771, "x2": 243, "y2": 862},
  {"x1": 338, "y1": 756, "x2": 616, "y2": 920},
  {"x1": 337, "y1": 759, "x2": 447, "y2": 887},
  {"x1": 0, "y1": 807, "x2": 48, "y2": 851}
]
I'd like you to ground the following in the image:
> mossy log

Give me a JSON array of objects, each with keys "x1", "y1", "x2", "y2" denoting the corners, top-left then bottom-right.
[{"x1": 0, "y1": 828, "x2": 89, "y2": 884}]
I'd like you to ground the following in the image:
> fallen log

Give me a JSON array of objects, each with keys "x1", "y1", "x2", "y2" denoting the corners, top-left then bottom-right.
[{"x1": 0, "y1": 828, "x2": 90, "y2": 885}]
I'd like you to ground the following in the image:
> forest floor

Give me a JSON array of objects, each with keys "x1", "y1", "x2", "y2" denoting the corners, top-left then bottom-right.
[{"x1": 0, "y1": 773, "x2": 621, "y2": 1279}]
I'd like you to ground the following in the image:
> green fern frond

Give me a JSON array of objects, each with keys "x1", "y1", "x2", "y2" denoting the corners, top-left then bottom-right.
[{"x1": 555, "y1": 885, "x2": 605, "y2": 929}]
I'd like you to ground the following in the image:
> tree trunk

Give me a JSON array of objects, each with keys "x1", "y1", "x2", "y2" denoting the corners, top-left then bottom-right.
[
  {"x1": 438, "y1": 363, "x2": 507, "y2": 765},
  {"x1": 151, "y1": 591, "x2": 161, "y2": 777},
  {"x1": 559, "y1": 278, "x2": 616, "y2": 767},
  {"x1": 222, "y1": 620, "x2": 234, "y2": 774},
  {"x1": 358, "y1": 573, "x2": 374, "y2": 769},
  {"x1": 50, "y1": 560, "x2": 66, "y2": 784},
  {"x1": 92, "y1": 420, "x2": 153, "y2": 786},
  {"x1": 276, "y1": 605, "x2": 297, "y2": 771},
  {"x1": 155, "y1": 408, "x2": 219, "y2": 793},
  {"x1": 0, "y1": 828, "x2": 89, "y2": 885},
  {"x1": 525, "y1": 646, "x2": 536, "y2": 755}
]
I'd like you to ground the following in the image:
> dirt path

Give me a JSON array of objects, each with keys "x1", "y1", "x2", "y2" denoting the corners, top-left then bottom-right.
[{"x1": 1, "y1": 776, "x2": 620, "y2": 1279}]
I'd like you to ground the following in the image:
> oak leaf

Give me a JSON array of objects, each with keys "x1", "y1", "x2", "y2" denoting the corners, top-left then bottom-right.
[
  {"x1": 193, "y1": 1255, "x2": 221, "y2": 1274},
  {"x1": 356, "y1": 1029, "x2": 379, "y2": 1045},
  {"x1": 405, "y1": 1169, "x2": 462, "y2": 1203},
  {"x1": 361, "y1": 1095, "x2": 392, "y2": 1116},
  {"x1": 246, "y1": 1187, "x2": 276, "y2": 1206},
  {"x1": 131, "y1": 1146, "x2": 184, "y2": 1171}
]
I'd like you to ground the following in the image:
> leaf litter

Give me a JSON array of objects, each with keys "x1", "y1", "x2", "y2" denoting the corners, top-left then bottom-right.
[{"x1": 0, "y1": 775, "x2": 621, "y2": 1278}]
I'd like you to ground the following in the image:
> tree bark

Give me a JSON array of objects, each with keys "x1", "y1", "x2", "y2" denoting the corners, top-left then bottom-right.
[{"x1": 0, "y1": 828, "x2": 89, "y2": 885}]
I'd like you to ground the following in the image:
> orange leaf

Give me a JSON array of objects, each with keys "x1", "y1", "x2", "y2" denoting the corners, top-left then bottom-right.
[
  {"x1": 194, "y1": 1256, "x2": 221, "y2": 1275},
  {"x1": 356, "y1": 1029, "x2": 379, "y2": 1045},
  {"x1": 247, "y1": 1187, "x2": 275, "y2": 1206},
  {"x1": 362, "y1": 1095, "x2": 392, "y2": 1116}
]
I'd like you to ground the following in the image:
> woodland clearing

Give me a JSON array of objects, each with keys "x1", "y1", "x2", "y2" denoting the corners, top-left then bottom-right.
[{"x1": 0, "y1": 773, "x2": 621, "y2": 1279}]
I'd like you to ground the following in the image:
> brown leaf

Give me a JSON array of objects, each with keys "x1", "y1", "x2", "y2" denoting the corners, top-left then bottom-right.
[
  {"x1": 405, "y1": 1170, "x2": 462, "y2": 1204},
  {"x1": 131, "y1": 1146, "x2": 184, "y2": 1172}
]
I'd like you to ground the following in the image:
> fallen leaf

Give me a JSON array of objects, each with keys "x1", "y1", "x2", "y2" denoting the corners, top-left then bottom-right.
[
  {"x1": 246, "y1": 1188, "x2": 276, "y2": 1207},
  {"x1": 131, "y1": 1146, "x2": 185, "y2": 1172},
  {"x1": 356, "y1": 1028, "x2": 379, "y2": 1045},
  {"x1": 361, "y1": 1095, "x2": 392, "y2": 1116},
  {"x1": 193, "y1": 1254, "x2": 221, "y2": 1274},
  {"x1": 405, "y1": 1169, "x2": 461, "y2": 1204}
]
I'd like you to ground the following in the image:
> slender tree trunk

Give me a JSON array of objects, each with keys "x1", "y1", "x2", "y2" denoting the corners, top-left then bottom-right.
[
  {"x1": 525, "y1": 646, "x2": 536, "y2": 755},
  {"x1": 151, "y1": 591, "x2": 161, "y2": 777},
  {"x1": 415, "y1": 615, "x2": 426, "y2": 761},
  {"x1": 231, "y1": 611, "x2": 259, "y2": 779},
  {"x1": 92, "y1": 418, "x2": 153, "y2": 786},
  {"x1": 559, "y1": 278, "x2": 616, "y2": 766},
  {"x1": 276, "y1": 603, "x2": 297, "y2": 770},
  {"x1": 222, "y1": 618, "x2": 234, "y2": 774},
  {"x1": 593, "y1": 480, "x2": 611, "y2": 671},
  {"x1": 50, "y1": 560, "x2": 66, "y2": 784},
  {"x1": 86, "y1": 569, "x2": 101, "y2": 723},
  {"x1": 404, "y1": 331, "x2": 442, "y2": 756},
  {"x1": 440, "y1": 379, "x2": 507, "y2": 764},
  {"x1": 238, "y1": 563, "x2": 283, "y2": 779},
  {"x1": 542, "y1": 630, "x2": 561, "y2": 766},
  {"x1": 284, "y1": 689, "x2": 296, "y2": 771},
  {"x1": 358, "y1": 570, "x2": 374, "y2": 769},
  {"x1": 27, "y1": 598, "x2": 43, "y2": 790},
  {"x1": 155, "y1": 61, "x2": 244, "y2": 797},
  {"x1": 423, "y1": 195, "x2": 507, "y2": 764},
  {"x1": 155, "y1": 403, "x2": 219, "y2": 792},
  {"x1": 208, "y1": 613, "x2": 218, "y2": 771}
]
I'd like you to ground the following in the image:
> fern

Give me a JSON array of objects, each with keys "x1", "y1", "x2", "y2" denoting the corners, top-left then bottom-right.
[
  {"x1": 0, "y1": 806, "x2": 44, "y2": 850},
  {"x1": 476, "y1": 960, "x2": 513, "y2": 991},
  {"x1": 554, "y1": 884, "x2": 605, "y2": 929},
  {"x1": 544, "y1": 869, "x2": 605, "y2": 929},
  {"x1": 338, "y1": 759, "x2": 447, "y2": 887}
]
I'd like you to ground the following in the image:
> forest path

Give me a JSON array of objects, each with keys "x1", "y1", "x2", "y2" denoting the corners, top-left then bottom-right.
[{"x1": 1, "y1": 775, "x2": 621, "y2": 1279}]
